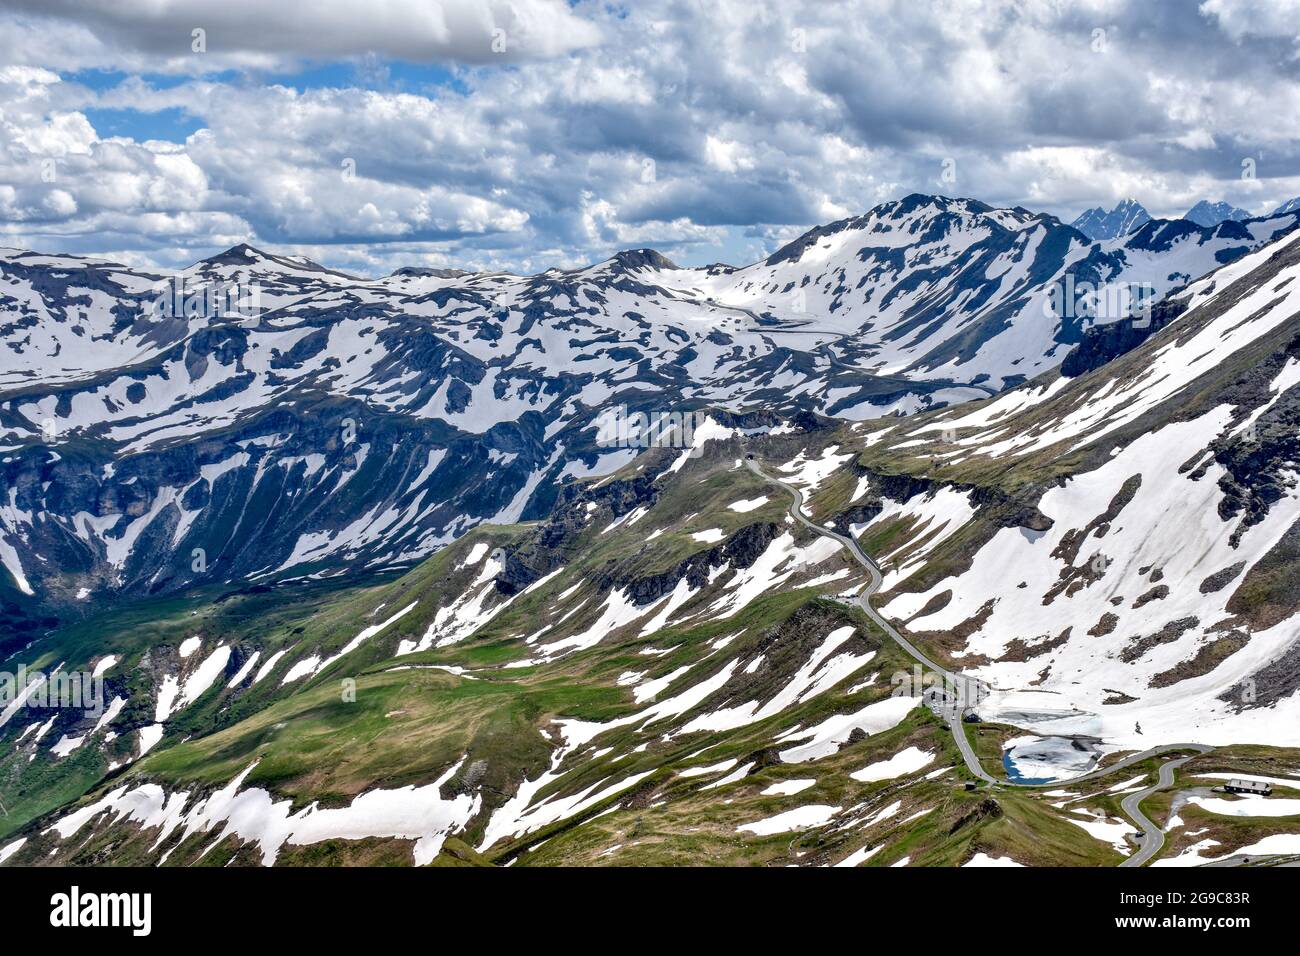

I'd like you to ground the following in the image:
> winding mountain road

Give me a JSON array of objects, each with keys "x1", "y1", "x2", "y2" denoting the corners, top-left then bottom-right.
[
  {"x1": 744, "y1": 457, "x2": 1212, "y2": 864},
  {"x1": 745, "y1": 458, "x2": 994, "y2": 780},
  {"x1": 1119, "y1": 746, "x2": 1214, "y2": 867}
]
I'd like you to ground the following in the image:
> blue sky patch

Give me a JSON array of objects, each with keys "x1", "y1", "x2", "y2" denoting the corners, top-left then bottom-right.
[{"x1": 82, "y1": 105, "x2": 204, "y2": 144}]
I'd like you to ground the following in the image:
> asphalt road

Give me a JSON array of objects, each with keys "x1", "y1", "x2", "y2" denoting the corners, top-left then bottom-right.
[
  {"x1": 744, "y1": 458, "x2": 994, "y2": 781},
  {"x1": 1119, "y1": 746, "x2": 1214, "y2": 867},
  {"x1": 744, "y1": 457, "x2": 1213, "y2": 863}
]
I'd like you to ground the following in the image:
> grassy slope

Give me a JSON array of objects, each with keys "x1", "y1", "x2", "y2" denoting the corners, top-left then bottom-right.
[{"x1": 6, "y1": 428, "x2": 1300, "y2": 866}]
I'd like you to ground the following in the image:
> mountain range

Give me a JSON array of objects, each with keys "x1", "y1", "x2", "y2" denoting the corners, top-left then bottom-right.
[
  {"x1": 4, "y1": 195, "x2": 1298, "y2": 634},
  {"x1": 2, "y1": 192, "x2": 1300, "y2": 868},
  {"x1": 1071, "y1": 197, "x2": 1300, "y2": 239}
]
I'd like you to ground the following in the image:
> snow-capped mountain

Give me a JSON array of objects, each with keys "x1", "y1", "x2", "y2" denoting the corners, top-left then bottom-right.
[
  {"x1": 660, "y1": 196, "x2": 1297, "y2": 388},
  {"x1": 848, "y1": 223, "x2": 1300, "y2": 749},
  {"x1": 1274, "y1": 196, "x2": 1300, "y2": 216},
  {"x1": 1184, "y1": 200, "x2": 1252, "y2": 227},
  {"x1": 2, "y1": 196, "x2": 1298, "y2": 629},
  {"x1": 4, "y1": 208, "x2": 1300, "y2": 870},
  {"x1": 1070, "y1": 198, "x2": 1151, "y2": 240}
]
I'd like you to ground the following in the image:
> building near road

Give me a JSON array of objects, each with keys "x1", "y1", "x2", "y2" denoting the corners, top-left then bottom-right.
[{"x1": 1224, "y1": 779, "x2": 1272, "y2": 796}]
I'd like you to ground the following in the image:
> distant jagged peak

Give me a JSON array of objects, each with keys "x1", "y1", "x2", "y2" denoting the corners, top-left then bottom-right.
[
  {"x1": 1184, "y1": 199, "x2": 1252, "y2": 228},
  {"x1": 1070, "y1": 198, "x2": 1151, "y2": 241}
]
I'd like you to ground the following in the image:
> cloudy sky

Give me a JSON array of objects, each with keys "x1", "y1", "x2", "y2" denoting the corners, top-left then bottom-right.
[{"x1": 0, "y1": 0, "x2": 1298, "y2": 275}]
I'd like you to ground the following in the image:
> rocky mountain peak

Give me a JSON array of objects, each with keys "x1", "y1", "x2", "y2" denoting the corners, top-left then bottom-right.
[
  {"x1": 1070, "y1": 198, "x2": 1151, "y2": 240},
  {"x1": 1184, "y1": 199, "x2": 1252, "y2": 228},
  {"x1": 608, "y1": 248, "x2": 680, "y2": 272}
]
